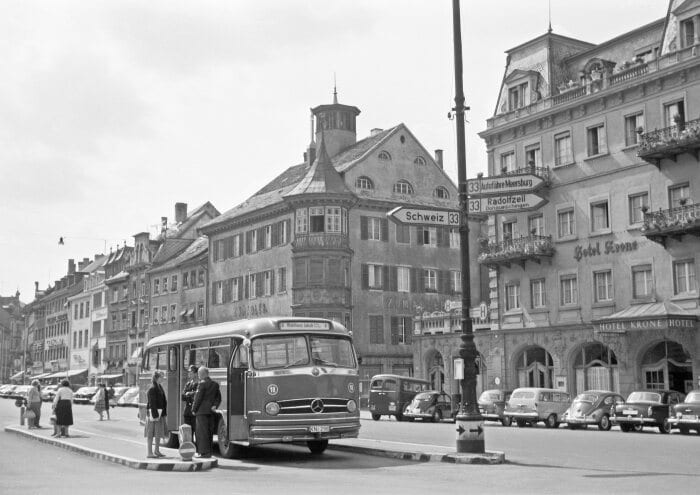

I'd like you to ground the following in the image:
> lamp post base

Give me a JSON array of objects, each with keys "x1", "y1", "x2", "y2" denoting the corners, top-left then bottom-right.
[{"x1": 455, "y1": 414, "x2": 485, "y2": 454}]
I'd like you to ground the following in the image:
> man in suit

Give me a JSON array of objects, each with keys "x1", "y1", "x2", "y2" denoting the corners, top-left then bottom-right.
[
  {"x1": 181, "y1": 365, "x2": 199, "y2": 443},
  {"x1": 191, "y1": 366, "x2": 221, "y2": 458}
]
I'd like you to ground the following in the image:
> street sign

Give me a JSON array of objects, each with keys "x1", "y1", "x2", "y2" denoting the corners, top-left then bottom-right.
[
  {"x1": 387, "y1": 207, "x2": 460, "y2": 226},
  {"x1": 467, "y1": 174, "x2": 545, "y2": 196},
  {"x1": 467, "y1": 193, "x2": 547, "y2": 215}
]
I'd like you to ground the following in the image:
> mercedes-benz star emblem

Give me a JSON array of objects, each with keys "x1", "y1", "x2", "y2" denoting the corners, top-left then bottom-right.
[{"x1": 310, "y1": 398, "x2": 324, "y2": 413}]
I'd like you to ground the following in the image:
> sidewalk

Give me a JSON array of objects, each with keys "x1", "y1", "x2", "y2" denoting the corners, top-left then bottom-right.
[{"x1": 4, "y1": 424, "x2": 217, "y2": 471}]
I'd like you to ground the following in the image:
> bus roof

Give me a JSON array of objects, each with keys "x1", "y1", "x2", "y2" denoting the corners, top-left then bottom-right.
[
  {"x1": 145, "y1": 317, "x2": 350, "y2": 349},
  {"x1": 370, "y1": 374, "x2": 430, "y2": 383}
]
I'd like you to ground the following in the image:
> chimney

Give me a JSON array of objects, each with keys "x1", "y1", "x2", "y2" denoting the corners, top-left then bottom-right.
[
  {"x1": 34, "y1": 281, "x2": 39, "y2": 295},
  {"x1": 175, "y1": 202, "x2": 187, "y2": 224},
  {"x1": 370, "y1": 128, "x2": 383, "y2": 137},
  {"x1": 434, "y1": 149, "x2": 444, "y2": 169},
  {"x1": 67, "y1": 259, "x2": 76, "y2": 275},
  {"x1": 161, "y1": 217, "x2": 168, "y2": 234},
  {"x1": 306, "y1": 145, "x2": 316, "y2": 166},
  {"x1": 78, "y1": 257, "x2": 90, "y2": 271}
]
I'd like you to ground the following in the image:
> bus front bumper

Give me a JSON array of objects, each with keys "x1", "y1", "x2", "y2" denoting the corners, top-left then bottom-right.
[{"x1": 248, "y1": 419, "x2": 360, "y2": 444}]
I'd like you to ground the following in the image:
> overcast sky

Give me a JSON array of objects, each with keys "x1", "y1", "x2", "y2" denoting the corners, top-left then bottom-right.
[{"x1": 0, "y1": 0, "x2": 669, "y2": 302}]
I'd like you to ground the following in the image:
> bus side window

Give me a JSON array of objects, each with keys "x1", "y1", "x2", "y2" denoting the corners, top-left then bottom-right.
[
  {"x1": 157, "y1": 347, "x2": 168, "y2": 371},
  {"x1": 209, "y1": 340, "x2": 230, "y2": 369},
  {"x1": 168, "y1": 346, "x2": 178, "y2": 372},
  {"x1": 231, "y1": 343, "x2": 249, "y2": 368},
  {"x1": 383, "y1": 380, "x2": 397, "y2": 391},
  {"x1": 192, "y1": 343, "x2": 207, "y2": 368}
]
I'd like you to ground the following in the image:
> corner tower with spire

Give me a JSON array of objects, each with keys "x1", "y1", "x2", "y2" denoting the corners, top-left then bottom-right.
[{"x1": 310, "y1": 87, "x2": 361, "y2": 158}]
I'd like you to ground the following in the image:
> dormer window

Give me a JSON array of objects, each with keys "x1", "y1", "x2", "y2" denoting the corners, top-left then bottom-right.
[
  {"x1": 393, "y1": 180, "x2": 414, "y2": 195},
  {"x1": 434, "y1": 186, "x2": 449, "y2": 199},
  {"x1": 508, "y1": 82, "x2": 528, "y2": 111},
  {"x1": 378, "y1": 151, "x2": 391, "y2": 161},
  {"x1": 414, "y1": 156, "x2": 426, "y2": 166},
  {"x1": 682, "y1": 18, "x2": 696, "y2": 48},
  {"x1": 356, "y1": 176, "x2": 374, "y2": 190}
]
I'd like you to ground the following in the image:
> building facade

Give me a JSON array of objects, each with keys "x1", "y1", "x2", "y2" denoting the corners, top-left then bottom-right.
[
  {"x1": 201, "y1": 94, "x2": 464, "y2": 401},
  {"x1": 1, "y1": 292, "x2": 25, "y2": 382},
  {"x1": 472, "y1": 0, "x2": 700, "y2": 399},
  {"x1": 104, "y1": 247, "x2": 133, "y2": 382}
]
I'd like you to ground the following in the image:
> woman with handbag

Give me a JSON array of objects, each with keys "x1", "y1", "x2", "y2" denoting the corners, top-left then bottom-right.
[
  {"x1": 93, "y1": 384, "x2": 106, "y2": 420},
  {"x1": 52, "y1": 380, "x2": 74, "y2": 437},
  {"x1": 145, "y1": 371, "x2": 167, "y2": 458},
  {"x1": 26, "y1": 380, "x2": 42, "y2": 428}
]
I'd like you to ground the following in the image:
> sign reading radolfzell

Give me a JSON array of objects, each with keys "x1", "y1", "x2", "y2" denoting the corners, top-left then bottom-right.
[{"x1": 594, "y1": 316, "x2": 696, "y2": 333}]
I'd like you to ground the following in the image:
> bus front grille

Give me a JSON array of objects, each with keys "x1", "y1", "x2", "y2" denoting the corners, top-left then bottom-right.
[{"x1": 277, "y1": 397, "x2": 349, "y2": 414}]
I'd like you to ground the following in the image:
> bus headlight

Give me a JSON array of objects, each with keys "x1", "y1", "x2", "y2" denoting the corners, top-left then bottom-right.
[
  {"x1": 346, "y1": 399, "x2": 357, "y2": 413},
  {"x1": 265, "y1": 402, "x2": 280, "y2": 416}
]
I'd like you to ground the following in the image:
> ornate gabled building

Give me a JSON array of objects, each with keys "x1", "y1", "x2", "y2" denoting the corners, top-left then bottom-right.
[
  {"x1": 201, "y1": 93, "x2": 469, "y2": 401},
  {"x1": 103, "y1": 246, "x2": 134, "y2": 380},
  {"x1": 476, "y1": 0, "x2": 700, "y2": 399},
  {"x1": 1, "y1": 291, "x2": 25, "y2": 383}
]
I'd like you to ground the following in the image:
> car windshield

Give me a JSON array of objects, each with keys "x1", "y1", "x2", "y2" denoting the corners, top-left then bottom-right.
[
  {"x1": 685, "y1": 392, "x2": 700, "y2": 403},
  {"x1": 627, "y1": 392, "x2": 661, "y2": 403},
  {"x1": 574, "y1": 393, "x2": 598, "y2": 403},
  {"x1": 251, "y1": 335, "x2": 355, "y2": 370},
  {"x1": 479, "y1": 391, "x2": 502, "y2": 401},
  {"x1": 78, "y1": 387, "x2": 96, "y2": 394},
  {"x1": 414, "y1": 392, "x2": 437, "y2": 401},
  {"x1": 511, "y1": 391, "x2": 535, "y2": 399}
]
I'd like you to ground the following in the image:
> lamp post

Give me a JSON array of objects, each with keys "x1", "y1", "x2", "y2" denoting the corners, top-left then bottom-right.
[{"x1": 452, "y1": 0, "x2": 484, "y2": 454}]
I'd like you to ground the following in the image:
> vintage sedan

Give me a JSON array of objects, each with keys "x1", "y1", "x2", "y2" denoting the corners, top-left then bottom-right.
[
  {"x1": 668, "y1": 390, "x2": 700, "y2": 434},
  {"x1": 563, "y1": 390, "x2": 625, "y2": 431},
  {"x1": 403, "y1": 391, "x2": 455, "y2": 422},
  {"x1": 73, "y1": 386, "x2": 98, "y2": 404},
  {"x1": 611, "y1": 390, "x2": 684, "y2": 434},
  {"x1": 478, "y1": 389, "x2": 513, "y2": 426}
]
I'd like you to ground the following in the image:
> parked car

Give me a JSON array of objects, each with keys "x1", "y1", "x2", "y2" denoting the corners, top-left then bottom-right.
[
  {"x1": 41, "y1": 385, "x2": 58, "y2": 402},
  {"x1": 73, "y1": 386, "x2": 98, "y2": 404},
  {"x1": 0, "y1": 384, "x2": 16, "y2": 398},
  {"x1": 611, "y1": 390, "x2": 684, "y2": 434},
  {"x1": 668, "y1": 389, "x2": 700, "y2": 434},
  {"x1": 117, "y1": 387, "x2": 139, "y2": 407},
  {"x1": 90, "y1": 386, "x2": 130, "y2": 407},
  {"x1": 10, "y1": 385, "x2": 32, "y2": 401},
  {"x1": 368, "y1": 374, "x2": 430, "y2": 421},
  {"x1": 478, "y1": 389, "x2": 513, "y2": 426},
  {"x1": 504, "y1": 387, "x2": 571, "y2": 428},
  {"x1": 562, "y1": 390, "x2": 625, "y2": 431},
  {"x1": 403, "y1": 390, "x2": 455, "y2": 422}
]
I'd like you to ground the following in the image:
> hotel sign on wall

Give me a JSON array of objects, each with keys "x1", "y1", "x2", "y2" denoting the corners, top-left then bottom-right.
[
  {"x1": 574, "y1": 240, "x2": 639, "y2": 261},
  {"x1": 594, "y1": 317, "x2": 696, "y2": 333}
]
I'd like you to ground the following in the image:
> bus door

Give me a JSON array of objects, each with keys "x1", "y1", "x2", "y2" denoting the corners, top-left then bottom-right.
[
  {"x1": 165, "y1": 345, "x2": 180, "y2": 433},
  {"x1": 228, "y1": 339, "x2": 249, "y2": 441}
]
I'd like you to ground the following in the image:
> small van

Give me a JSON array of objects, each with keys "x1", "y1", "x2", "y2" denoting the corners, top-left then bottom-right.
[
  {"x1": 504, "y1": 387, "x2": 571, "y2": 428},
  {"x1": 368, "y1": 374, "x2": 430, "y2": 421}
]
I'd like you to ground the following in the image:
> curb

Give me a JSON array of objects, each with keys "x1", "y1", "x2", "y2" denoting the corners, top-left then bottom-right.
[
  {"x1": 4, "y1": 426, "x2": 217, "y2": 471},
  {"x1": 328, "y1": 442, "x2": 506, "y2": 464}
]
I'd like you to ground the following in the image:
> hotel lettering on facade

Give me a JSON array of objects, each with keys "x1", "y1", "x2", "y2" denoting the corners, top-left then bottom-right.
[{"x1": 468, "y1": 0, "x2": 700, "y2": 398}]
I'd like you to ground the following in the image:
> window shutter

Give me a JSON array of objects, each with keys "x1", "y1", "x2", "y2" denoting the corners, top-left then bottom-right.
[
  {"x1": 410, "y1": 268, "x2": 417, "y2": 293},
  {"x1": 213, "y1": 240, "x2": 220, "y2": 262},
  {"x1": 271, "y1": 223, "x2": 279, "y2": 246},
  {"x1": 417, "y1": 269, "x2": 425, "y2": 292},
  {"x1": 404, "y1": 317, "x2": 413, "y2": 344},
  {"x1": 285, "y1": 220, "x2": 291, "y2": 244},
  {"x1": 439, "y1": 270, "x2": 449, "y2": 294},
  {"x1": 437, "y1": 228, "x2": 447, "y2": 248},
  {"x1": 380, "y1": 218, "x2": 389, "y2": 242},
  {"x1": 390, "y1": 317, "x2": 399, "y2": 345},
  {"x1": 244, "y1": 276, "x2": 249, "y2": 299},
  {"x1": 390, "y1": 266, "x2": 398, "y2": 292},
  {"x1": 256, "y1": 272, "x2": 264, "y2": 296},
  {"x1": 211, "y1": 282, "x2": 217, "y2": 304},
  {"x1": 382, "y1": 265, "x2": 390, "y2": 290},
  {"x1": 599, "y1": 126, "x2": 608, "y2": 154},
  {"x1": 416, "y1": 228, "x2": 424, "y2": 245},
  {"x1": 361, "y1": 264, "x2": 369, "y2": 289},
  {"x1": 245, "y1": 231, "x2": 251, "y2": 254},
  {"x1": 269, "y1": 269, "x2": 275, "y2": 294},
  {"x1": 257, "y1": 227, "x2": 265, "y2": 251},
  {"x1": 360, "y1": 216, "x2": 368, "y2": 240}
]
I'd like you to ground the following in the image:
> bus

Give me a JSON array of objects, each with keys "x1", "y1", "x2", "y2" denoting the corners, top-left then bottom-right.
[
  {"x1": 139, "y1": 317, "x2": 360, "y2": 456},
  {"x1": 368, "y1": 374, "x2": 430, "y2": 421}
]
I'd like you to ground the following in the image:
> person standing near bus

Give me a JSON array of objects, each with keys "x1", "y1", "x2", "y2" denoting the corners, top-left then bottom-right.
[
  {"x1": 181, "y1": 365, "x2": 199, "y2": 442},
  {"x1": 191, "y1": 366, "x2": 220, "y2": 458}
]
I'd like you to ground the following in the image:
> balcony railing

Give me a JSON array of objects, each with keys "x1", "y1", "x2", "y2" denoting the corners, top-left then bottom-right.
[
  {"x1": 641, "y1": 203, "x2": 700, "y2": 245},
  {"x1": 292, "y1": 233, "x2": 349, "y2": 250},
  {"x1": 637, "y1": 118, "x2": 700, "y2": 165},
  {"x1": 478, "y1": 235, "x2": 554, "y2": 268}
]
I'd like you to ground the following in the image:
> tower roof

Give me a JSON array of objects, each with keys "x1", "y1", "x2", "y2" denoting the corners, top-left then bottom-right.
[{"x1": 284, "y1": 133, "x2": 354, "y2": 197}]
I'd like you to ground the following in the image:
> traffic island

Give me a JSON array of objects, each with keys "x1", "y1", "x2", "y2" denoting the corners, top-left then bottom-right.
[{"x1": 4, "y1": 425, "x2": 217, "y2": 471}]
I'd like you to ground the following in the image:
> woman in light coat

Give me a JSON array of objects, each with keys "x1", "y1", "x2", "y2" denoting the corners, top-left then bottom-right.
[
  {"x1": 26, "y1": 380, "x2": 42, "y2": 428},
  {"x1": 93, "y1": 384, "x2": 107, "y2": 420},
  {"x1": 52, "y1": 380, "x2": 74, "y2": 437}
]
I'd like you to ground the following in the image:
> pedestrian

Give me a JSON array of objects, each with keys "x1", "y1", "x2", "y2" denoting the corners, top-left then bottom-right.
[
  {"x1": 181, "y1": 365, "x2": 199, "y2": 442},
  {"x1": 93, "y1": 384, "x2": 107, "y2": 420},
  {"x1": 52, "y1": 380, "x2": 74, "y2": 438},
  {"x1": 26, "y1": 380, "x2": 42, "y2": 429},
  {"x1": 145, "y1": 371, "x2": 167, "y2": 458},
  {"x1": 191, "y1": 366, "x2": 221, "y2": 458},
  {"x1": 106, "y1": 386, "x2": 114, "y2": 420}
]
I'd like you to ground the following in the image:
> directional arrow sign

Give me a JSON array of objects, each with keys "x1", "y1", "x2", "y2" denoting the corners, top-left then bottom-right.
[
  {"x1": 467, "y1": 174, "x2": 545, "y2": 196},
  {"x1": 387, "y1": 207, "x2": 460, "y2": 226},
  {"x1": 467, "y1": 194, "x2": 547, "y2": 215}
]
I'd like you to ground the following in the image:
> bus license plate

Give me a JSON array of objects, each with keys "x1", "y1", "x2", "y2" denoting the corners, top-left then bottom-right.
[{"x1": 309, "y1": 425, "x2": 330, "y2": 433}]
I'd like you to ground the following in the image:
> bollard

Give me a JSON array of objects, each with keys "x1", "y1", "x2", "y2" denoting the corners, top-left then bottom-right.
[
  {"x1": 178, "y1": 424, "x2": 196, "y2": 461},
  {"x1": 20, "y1": 405, "x2": 26, "y2": 426}
]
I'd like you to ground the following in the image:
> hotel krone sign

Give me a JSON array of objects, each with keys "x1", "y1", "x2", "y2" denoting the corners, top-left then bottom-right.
[{"x1": 594, "y1": 316, "x2": 696, "y2": 333}]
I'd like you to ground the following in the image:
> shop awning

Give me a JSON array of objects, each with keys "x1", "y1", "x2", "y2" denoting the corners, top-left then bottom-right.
[
  {"x1": 44, "y1": 368, "x2": 88, "y2": 379},
  {"x1": 31, "y1": 372, "x2": 51, "y2": 380},
  {"x1": 593, "y1": 301, "x2": 697, "y2": 333},
  {"x1": 9, "y1": 371, "x2": 24, "y2": 380},
  {"x1": 186, "y1": 308, "x2": 195, "y2": 317},
  {"x1": 180, "y1": 309, "x2": 188, "y2": 317},
  {"x1": 97, "y1": 373, "x2": 123, "y2": 380}
]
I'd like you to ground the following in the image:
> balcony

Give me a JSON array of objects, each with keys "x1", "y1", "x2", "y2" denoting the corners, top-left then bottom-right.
[
  {"x1": 478, "y1": 235, "x2": 554, "y2": 268},
  {"x1": 292, "y1": 233, "x2": 349, "y2": 251},
  {"x1": 641, "y1": 203, "x2": 700, "y2": 246},
  {"x1": 637, "y1": 118, "x2": 700, "y2": 166}
]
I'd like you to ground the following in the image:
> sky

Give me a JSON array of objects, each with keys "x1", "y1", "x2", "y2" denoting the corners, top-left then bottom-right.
[{"x1": 0, "y1": 0, "x2": 670, "y2": 303}]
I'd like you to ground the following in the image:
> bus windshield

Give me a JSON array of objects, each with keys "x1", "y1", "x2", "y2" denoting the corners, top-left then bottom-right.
[{"x1": 251, "y1": 334, "x2": 355, "y2": 370}]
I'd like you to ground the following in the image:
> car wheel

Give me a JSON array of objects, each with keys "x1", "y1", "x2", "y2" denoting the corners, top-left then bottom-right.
[
  {"x1": 620, "y1": 424, "x2": 632, "y2": 432},
  {"x1": 164, "y1": 431, "x2": 179, "y2": 449},
  {"x1": 633, "y1": 424, "x2": 644, "y2": 432},
  {"x1": 679, "y1": 426, "x2": 690, "y2": 435},
  {"x1": 501, "y1": 416, "x2": 512, "y2": 427},
  {"x1": 659, "y1": 419, "x2": 671, "y2": 434},
  {"x1": 432, "y1": 409, "x2": 442, "y2": 423},
  {"x1": 307, "y1": 439, "x2": 329, "y2": 455},
  {"x1": 598, "y1": 414, "x2": 611, "y2": 431},
  {"x1": 545, "y1": 414, "x2": 559, "y2": 429},
  {"x1": 516, "y1": 419, "x2": 528, "y2": 428},
  {"x1": 395, "y1": 412, "x2": 404, "y2": 422},
  {"x1": 371, "y1": 414, "x2": 381, "y2": 421}
]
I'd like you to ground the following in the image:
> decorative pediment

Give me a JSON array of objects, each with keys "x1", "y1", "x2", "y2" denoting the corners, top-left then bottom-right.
[
  {"x1": 504, "y1": 69, "x2": 540, "y2": 85},
  {"x1": 673, "y1": 0, "x2": 700, "y2": 17}
]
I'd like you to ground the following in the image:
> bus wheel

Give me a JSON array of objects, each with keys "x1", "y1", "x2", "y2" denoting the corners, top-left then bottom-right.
[
  {"x1": 371, "y1": 414, "x2": 381, "y2": 421},
  {"x1": 501, "y1": 416, "x2": 512, "y2": 427},
  {"x1": 307, "y1": 439, "x2": 329, "y2": 455},
  {"x1": 217, "y1": 420, "x2": 240, "y2": 459},
  {"x1": 164, "y1": 431, "x2": 179, "y2": 449}
]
